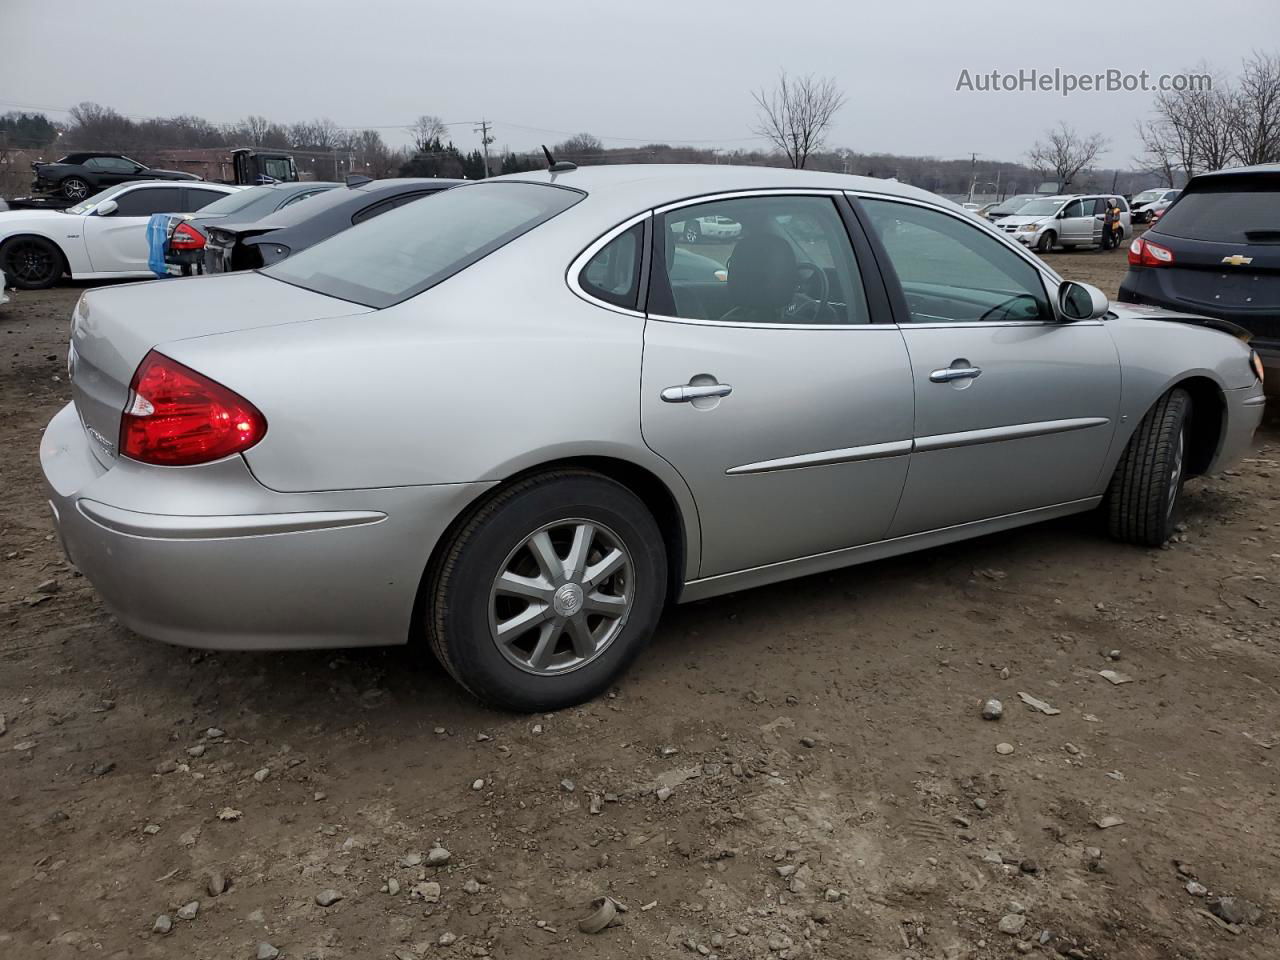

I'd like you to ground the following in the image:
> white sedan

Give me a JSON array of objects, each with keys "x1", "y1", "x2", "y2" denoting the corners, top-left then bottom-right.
[{"x1": 0, "y1": 181, "x2": 240, "y2": 289}]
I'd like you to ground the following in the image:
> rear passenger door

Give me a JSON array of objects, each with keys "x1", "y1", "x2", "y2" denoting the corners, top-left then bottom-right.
[
  {"x1": 638, "y1": 192, "x2": 916, "y2": 578},
  {"x1": 855, "y1": 196, "x2": 1121, "y2": 536}
]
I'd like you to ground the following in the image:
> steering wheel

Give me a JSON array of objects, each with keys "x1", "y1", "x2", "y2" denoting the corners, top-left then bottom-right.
[{"x1": 789, "y1": 261, "x2": 831, "y2": 322}]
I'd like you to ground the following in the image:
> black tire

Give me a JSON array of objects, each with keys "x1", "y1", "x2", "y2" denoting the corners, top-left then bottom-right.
[
  {"x1": 60, "y1": 176, "x2": 90, "y2": 201},
  {"x1": 684, "y1": 221, "x2": 702, "y2": 244},
  {"x1": 1, "y1": 235, "x2": 64, "y2": 289},
  {"x1": 1036, "y1": 231, "x2": 1056, "y2": 254},
  {"x1": 1106, "y1": 388, "x2": 1191, "y2": 547},
  {"x1": 427, "y1": 471, "x2": 667, "y2": 712}
]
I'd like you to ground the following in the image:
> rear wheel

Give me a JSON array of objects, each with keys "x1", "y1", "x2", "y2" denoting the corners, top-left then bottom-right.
[
  {"x1": 1106, "y1": 388, "x2": 1191, "y2": 546},
  {"x1": 60, "y1": 177, "x2": 90, "y2": 201},
  {"x1": 427, "y1": 471, "x2": 667, "y2": 711},
  {"x1": 1036, "y1": 231, "x2": 1056, "y2": 254},
  {"x1": 1, "y1": 236, "x2": 64, "y2": 289}
]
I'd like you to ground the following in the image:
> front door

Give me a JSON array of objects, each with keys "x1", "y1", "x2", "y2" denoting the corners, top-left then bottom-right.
[
  {"x1": 84, "y1": 186, "x2": 184, "y2": 272},
  {"x1": 856, "y1": 196, "x2": 1121, "y2": 536},
  {"x1": 640, "y1": 193, "x2": 915, "y2": 578}
]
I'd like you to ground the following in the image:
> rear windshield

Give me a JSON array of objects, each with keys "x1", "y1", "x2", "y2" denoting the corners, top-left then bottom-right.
[
  {"x1": 1157, "y1": 176, "x2": 1280, "y2": 243},
  {"x1": 264, "y1": 181, "x2": 583, "y2": 307},
  {"x1": 196, "y1": 185, "x2": 277, "y2": 216}
]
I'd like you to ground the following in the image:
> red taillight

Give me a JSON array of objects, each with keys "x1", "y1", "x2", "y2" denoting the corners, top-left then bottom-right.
[
  {"x1": 169, "y1": 221, "x2": 206, "y2": 251},
  {"x1": 120, "y1": 351, "x2": 266, "y2": 466},
  {"x1": 1128, "y1": 236, "x2": 1175, "y2": 267}
]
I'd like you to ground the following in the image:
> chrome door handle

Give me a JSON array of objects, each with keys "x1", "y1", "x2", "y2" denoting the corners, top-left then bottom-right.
[
  {"x1": 661, "y1": 383, "x2": 733, "y2": 403},
  {"x1": 930, "y1": 365, "x2": 982, "y2": 383}
]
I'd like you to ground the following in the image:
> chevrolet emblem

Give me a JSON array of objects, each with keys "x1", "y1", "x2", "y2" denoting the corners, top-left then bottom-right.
[{"x1": 1221, "y1": 255, "x2": 1253, "y2": 266}]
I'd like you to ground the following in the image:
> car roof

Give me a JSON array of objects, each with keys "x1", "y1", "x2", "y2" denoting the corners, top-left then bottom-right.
[
  {"x1": 61, "y1": 152, "x2": 130, "y2": 163},
  {"x1": 1189, "y1": 163, "x2": 1279, "y2": 186},
  {"x1": 497, "y1": 163, "x2": 951, "y2": 212},
  {"x1": 353, "y1": 177, "x2": 466, "y2": 195}
]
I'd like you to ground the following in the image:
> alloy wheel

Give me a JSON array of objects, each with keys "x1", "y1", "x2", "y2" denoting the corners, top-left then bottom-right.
[
  {"x1": 488, "y1": 519, "x2": 634, "y2": 676},
  {"x1": 63, "y1": 179, "x2": 88, "y2": 200},
  {"x1": 4, "y1": 240, "x2": 58, "y2": 286}
]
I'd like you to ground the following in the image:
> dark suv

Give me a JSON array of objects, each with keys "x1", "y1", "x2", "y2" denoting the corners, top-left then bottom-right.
[{"x1": 1119, "y1": 165, "x2": 1279, "y2": 389}]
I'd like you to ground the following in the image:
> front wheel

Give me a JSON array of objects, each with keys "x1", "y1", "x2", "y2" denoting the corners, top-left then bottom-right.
[
  {"x1": 1106, "y1": 388, "x2": 1190, "y2": 546},
  {"x1": 427, "y1": 471, "x2": 667, "y2": 711},
  {"x1": 1, "y1": 236, "x2": 64, "y2": 289},
  {"x1": 60, "y1": 177, "x2": 90, "y2": 201},
  {"x1": 1036, "y1": 231, "x2": 1056, "y2": 254}
]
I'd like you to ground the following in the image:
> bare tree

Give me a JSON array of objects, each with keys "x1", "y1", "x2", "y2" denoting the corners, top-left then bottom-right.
[
  {"x1": 1026, "y1": 123, "x2": 1108, "y2": 191},
  {"x1": 1135, "y1": 119, "x2": 1179, "y2": 186},
  {"x1": 555, "y1": 133, "x2": 604, "y2": 157},
  {"x1": 1231, "y1": 50, "x2": 1280, "y2": 164},
  {"x1": 287, "y1": 118, "x2": 341, "y2": 152},
  {"x1": 237, "y1": 115, "x2": 272, "y2": 146},
  {"x1": 752, "y1": 72, "x2": 846, "y2": 169},
  {"x1": 411, "y1": 114, "x2": 447, "y2": 153}
]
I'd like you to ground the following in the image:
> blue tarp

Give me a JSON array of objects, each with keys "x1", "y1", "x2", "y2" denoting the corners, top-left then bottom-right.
[{"x1": 146, "y1": 213, "x2": 177, "y2": 277}]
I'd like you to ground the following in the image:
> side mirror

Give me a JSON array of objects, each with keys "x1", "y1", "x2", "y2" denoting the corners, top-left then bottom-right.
[
  {"x1": 1058, "y1": 280, "x2": 1109, "y2": 321},
  {"x1": 96, "y1": 199, "x2": 118, "y2": 217}
]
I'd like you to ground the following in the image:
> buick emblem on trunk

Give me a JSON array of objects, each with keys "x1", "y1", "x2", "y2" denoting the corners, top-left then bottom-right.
[{"x1": 1221, "y1": 255, "x2": 1253, "y2": 266}]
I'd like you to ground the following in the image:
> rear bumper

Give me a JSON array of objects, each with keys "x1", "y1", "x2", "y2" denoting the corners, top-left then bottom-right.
[{"x1": 40, "y1": 401, "x2": 493, "y2": 650}]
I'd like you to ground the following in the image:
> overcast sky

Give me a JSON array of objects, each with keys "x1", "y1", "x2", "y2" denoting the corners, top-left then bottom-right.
[{"x1": 1, "y1": 0, "x2": 1272, "y2": 167}]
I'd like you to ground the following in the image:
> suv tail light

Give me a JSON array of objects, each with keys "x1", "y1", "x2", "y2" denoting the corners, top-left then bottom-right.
[
  {"x1": 169, "y1": 222, "x2": 206, "y2": 251},
  {"x1": 1128, "y1": 236, "x2": 1175, "y2": 267},
  {"x1": 120, "y1": 351, "x2": 266, "y2": 465}
]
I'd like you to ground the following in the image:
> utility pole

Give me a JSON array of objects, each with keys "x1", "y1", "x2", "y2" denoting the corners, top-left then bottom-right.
[
  {"x1": 474, "y1": 119, "x2": 494, "y2": 179},
  {"x1": 967, "y1": 152, "x2": 978, "y2": 202}
]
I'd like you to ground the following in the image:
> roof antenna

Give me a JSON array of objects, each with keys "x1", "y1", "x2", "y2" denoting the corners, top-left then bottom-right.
[{"x1": 541, "y1": 144, "x2": 577, "y2": 173}]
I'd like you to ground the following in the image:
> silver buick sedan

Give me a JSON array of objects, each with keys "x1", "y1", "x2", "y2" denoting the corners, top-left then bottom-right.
[{"x1": 41, "y1": 165, "x2": 1267, "y2": 711}]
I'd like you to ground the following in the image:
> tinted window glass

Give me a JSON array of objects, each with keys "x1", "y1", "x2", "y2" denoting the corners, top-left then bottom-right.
[
  {"x1": 94, "y1": 156, "x2": 137, "y2": 173},
  {"x1": 351, "y1": 199, "x2": 396, "y2": 225},
  {"x1": 1062, "y1": 200, "x2": 1087, "y2": 218},
  {"x1": 266, "y1": 182, "x2": 582, "y2": 308},
  {"x1": 280, "y1": 189, "x2": 329, "y2": 208},
  {"x1": 861, "y1": 198, "x2": 1051, "y2": 324},
  {"x1": 186, "y1": 188, "x2": 229, "y2": 210},
  {"x1": 1156, "y1": 179, "x2": 1279, "y2": 243},
  {"x1": 651, "y1": 196, "x2": 868, "y2": 325},
  {"x1": 195, "y1": 185, "x2": 275, "y2": 216},
  {"x1": 579, "y1": 222, "x2": 643, "y2": 309},
  {"x1": 113, "y1": 187, "x2": 183, "y2": 217}
]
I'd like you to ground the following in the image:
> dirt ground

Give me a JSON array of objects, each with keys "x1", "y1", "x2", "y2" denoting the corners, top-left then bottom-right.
[{"x1": 2, "y1": 242, "x2": 1277, "y2": 960}]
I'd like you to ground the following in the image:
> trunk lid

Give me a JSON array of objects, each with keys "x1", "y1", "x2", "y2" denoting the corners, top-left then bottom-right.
[{"x1": 68, "y1": 272, "x2": 371, "y2": 466}]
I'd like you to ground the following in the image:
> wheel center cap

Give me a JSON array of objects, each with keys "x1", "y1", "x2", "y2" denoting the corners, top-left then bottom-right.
[{"x1": 552, "y1": 582, "x2": 584, "y2": 618}]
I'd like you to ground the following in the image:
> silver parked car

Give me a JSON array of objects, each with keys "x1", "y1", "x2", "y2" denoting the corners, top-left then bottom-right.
[
  {"x1": 995, "y1": 194, "x2": 1132, "y2": 252},
  {"x1": 41, "y1": 165, "x2": 1266, "y2": 711}
]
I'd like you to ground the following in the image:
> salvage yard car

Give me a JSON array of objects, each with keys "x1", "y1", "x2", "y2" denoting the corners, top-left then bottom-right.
[
  {"x1": 1120, "y1": 164, "x2": 1279, "y2": 391},
  {"x1": 1, "y1": 180, "x2": 239, "y2": 288},
  {"x1": 1130, "y1": 187, "x2": 1180, "y2": 223},
  {"x1": 41, "y1": 165, "x2": 1265, "y2": 712},
  {"x1": 995, "y1": 194, "x2": 1131, "y2": 252},
  {"x1": 32, "y1": 152, "x2": 201, "y2": 201},
  {"x1": 201, "y1": 177, "x2": 462, "y2": 273},
  {"x1": 156, "y1": 180, "x2": 339, "y2": 276}
]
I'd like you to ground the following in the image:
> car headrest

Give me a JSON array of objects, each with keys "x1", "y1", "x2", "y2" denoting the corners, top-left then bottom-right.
[{"x1": 726, "y1": 235, "x2": 797, "y2": 310}]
